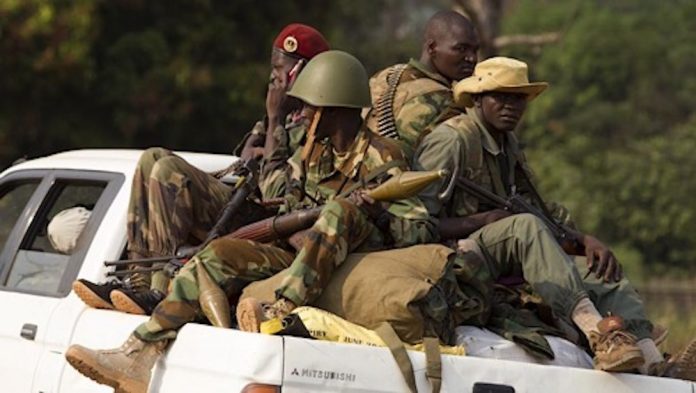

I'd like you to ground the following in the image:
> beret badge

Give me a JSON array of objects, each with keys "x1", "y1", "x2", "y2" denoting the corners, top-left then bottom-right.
[{"x1": 283, "y1": 36, "x2": 298, "y2": 53}]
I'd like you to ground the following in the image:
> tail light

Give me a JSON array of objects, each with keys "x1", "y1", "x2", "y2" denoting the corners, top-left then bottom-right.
[{"x1": 241, "y1": 383, "x2": 281, "y2": 393}]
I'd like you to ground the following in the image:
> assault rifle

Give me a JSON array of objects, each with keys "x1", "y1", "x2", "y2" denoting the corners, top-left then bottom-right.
[
  {"x1": 105, "y1": 158, "x2": 263, "y2": 278},
  {"x1": 226, "y1": 169, "x2": 448, "y2": 244},
  {"x1": 443, "y1": 176, "x2": 583, "y2": 254}
]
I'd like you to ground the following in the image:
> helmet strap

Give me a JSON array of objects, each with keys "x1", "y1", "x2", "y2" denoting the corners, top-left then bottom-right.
[{"x1": 301, "y1": 107, "x2": 323, "y2": 162}]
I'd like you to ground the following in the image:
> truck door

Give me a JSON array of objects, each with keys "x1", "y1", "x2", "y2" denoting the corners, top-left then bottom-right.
[{"x1": 0, "y1": 169, "x2": 122, "y2": 393}]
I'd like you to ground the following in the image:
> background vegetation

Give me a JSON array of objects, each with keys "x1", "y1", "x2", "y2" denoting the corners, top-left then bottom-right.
[{"x1": 1, "y1": 0, "x2": 693, "y2": 351}]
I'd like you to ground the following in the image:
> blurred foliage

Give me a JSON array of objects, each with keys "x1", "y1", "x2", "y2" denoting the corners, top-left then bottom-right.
[
  {"x1": 0, "y1": 0, "x2": 445, "y2": 163},
  {"x1": 1, "y1": 0, "x2": 695, "y2": 275},
  {"x1": 500, "y1": 0, "x2": 696, "y2": 275}
]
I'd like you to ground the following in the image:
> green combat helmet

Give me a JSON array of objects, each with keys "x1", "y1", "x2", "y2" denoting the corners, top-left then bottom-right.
[{"x1": 287, "y1": 50, "x2": 371, "y2": 108}]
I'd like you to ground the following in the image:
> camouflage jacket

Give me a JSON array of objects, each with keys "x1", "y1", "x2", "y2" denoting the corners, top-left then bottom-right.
[
  {"x1": 414, "y1": 107, "x2": 573, "y2": 225},
  {"x1": 366, "y1": 58, "x2": 453, "y2": 159},
  {"x1": 259, "y1": 116, "x2": 307, "y2": 200},
  {"x1": 282, "y1": 125, "x2": 437, "y2": 244},
  {"x1": 232, "y1": 113, "x2": 307, "y2": 200}
]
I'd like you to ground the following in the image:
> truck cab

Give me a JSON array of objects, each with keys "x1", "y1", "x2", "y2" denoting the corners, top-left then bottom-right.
[{"x1": 0, "y1": 149, "x2": 692, "y2": 393}]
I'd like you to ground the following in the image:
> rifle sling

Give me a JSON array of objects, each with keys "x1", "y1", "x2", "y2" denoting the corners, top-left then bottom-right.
[{"x1": 515, "y1": 163, "x2": 559, "y2": 228}]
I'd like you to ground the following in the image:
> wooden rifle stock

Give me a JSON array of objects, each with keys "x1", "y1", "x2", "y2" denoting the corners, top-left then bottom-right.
[{"x1": 226, "y1": 207, "x2": 322, "y2": 243}]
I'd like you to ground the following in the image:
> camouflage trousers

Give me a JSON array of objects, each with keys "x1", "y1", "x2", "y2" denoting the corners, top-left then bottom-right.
[
  {"x1": 469, "y1": 213, "x2": 652, "y2": 340},
  {"x1": 126, "y1": 147, "x2": 233, "y2": 292},
  {"x1": 134, "y1": 199, "x2": 433, "y2": 342}
]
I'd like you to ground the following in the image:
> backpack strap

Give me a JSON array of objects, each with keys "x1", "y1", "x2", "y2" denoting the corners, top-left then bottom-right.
[
  {"x1": 424, "y1": 337, "x2": 442, "y2": 393},
  {"x1": 375, "y1": 323, "x2": 444, "y2": 393},
  {"x1": 375, "y1": 322, "x2": 418, "y2": 393}
]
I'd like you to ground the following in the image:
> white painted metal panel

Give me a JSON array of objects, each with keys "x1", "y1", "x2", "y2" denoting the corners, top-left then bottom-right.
[{"x1": 283, "y1": 335, "x2": 696, "y2": 393}]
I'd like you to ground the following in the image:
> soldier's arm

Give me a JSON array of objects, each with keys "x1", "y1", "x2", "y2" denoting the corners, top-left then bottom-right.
[
  {"x1": 413, "y1": 120, "x2": 513, "y2": 239},
  {"x1": 260, "y1": 121, "x2": 307, "y2": 201},
  {"x1": 412, "y1": 123, "x2": 462, "y2": 217},
  {"x1": 439, "y1": 209, "x2": 511, "y2": 239},
  {"x1": 276, "y1": 148, "x2": 306, "y2": 214},
  {"x1": 263, "y1": 122, "x2": 305, "y2": 174},
  {"x1": 377, "y1": 162, "x2": 439, "y2": 245},
  {"x1": 395, "y1": 90, "x2": 452, "y2": 153},
  {"x1": 234, "y1": 120, "x2": 266, "y2": 161}
]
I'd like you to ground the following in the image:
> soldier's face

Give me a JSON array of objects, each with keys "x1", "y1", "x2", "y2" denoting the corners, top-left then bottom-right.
[
  {"x1": 477, "y1": 92, "x2": 528, "y2": 132},
  {"x1": 430, "y1": 26, "x2": 479, "y2": 82},
  {"x1": 300, "y1": 104, "x2": 318, "y2": 126},
  {"x1": 302, "y1": 103, "x2": 330, "y2": 138},
  {"x1": 269, "y1": 49, "x2": 300, "y2": 89},
  {"x1": 313, "y1": 106, "x2": 335, "y2": 139}
]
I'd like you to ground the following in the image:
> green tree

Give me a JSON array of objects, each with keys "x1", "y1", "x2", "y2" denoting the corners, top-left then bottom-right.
[
  {"x1": 501, "y1": 0, "x2": 696, "y2": 273},
  {"x1": 0, "y1": 0, "x2": 447, "y2": 169}
]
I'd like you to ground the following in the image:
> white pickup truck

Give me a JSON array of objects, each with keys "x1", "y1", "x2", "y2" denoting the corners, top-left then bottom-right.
[{"x1": 0, "y1": 149, "x2": 692, "y2": 393}]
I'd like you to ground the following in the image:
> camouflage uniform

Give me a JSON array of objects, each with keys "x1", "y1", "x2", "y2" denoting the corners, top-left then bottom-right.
[
  {"x1": 126, "y1": 147, "x2": 234, "y2": 292},
  {"x1": 234, "y1": 114, "x2": 307, "y2": 200},
  {"x1": 127, "y1": 148, "x2": 233, "y2": 258},
  {"x1": 413, "y1": 107, "x2": 653, "y2": 340},
  {"x1": 128, "y1": 114, "x2": 306, "y2": 292},
  {"x1": 134, "y1": 128, "x2": 436, "y2": 341},
  {"x1": 258, "y1": 119, "x2": 307, "y2": 200},
  {"x1": 365, "y1": 59, "x2": 453, "y2": 159}
]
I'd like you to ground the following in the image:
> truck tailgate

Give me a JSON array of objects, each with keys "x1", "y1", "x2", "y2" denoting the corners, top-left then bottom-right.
[
  {"x1": 282, "y1": 336, "x2": 696, "y2": 393},
  {"x1": 151, "y1": 324, "x2": 283, "y2": 392}
]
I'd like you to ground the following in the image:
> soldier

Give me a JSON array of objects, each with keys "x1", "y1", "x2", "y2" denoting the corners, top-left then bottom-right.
[
  {"x1": 414, "y1": 56, "x2": 696, "y2": 379},
  {"x1": 71, "y1": 23, "x2": 329, "y2": 315},
  {"x1": 365, "y1": 10, "x2": 479, "y2": 159},
  {"x1": 64, "y1": 50, "x2": 437, "y2": 393}
]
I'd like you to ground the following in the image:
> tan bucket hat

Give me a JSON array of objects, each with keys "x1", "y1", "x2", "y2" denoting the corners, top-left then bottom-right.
[{"x1": 454, "y1": 57, "x2": 548, "y2": 107}]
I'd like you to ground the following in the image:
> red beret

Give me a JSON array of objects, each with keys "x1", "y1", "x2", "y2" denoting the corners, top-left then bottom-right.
[{"x1": 273, "y1": 23, "x2": 329, "y2": 60}]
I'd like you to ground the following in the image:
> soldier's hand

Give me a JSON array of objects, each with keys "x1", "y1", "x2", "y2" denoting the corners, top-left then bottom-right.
[
  {"x1": 483, "y1": 209, "x2": 512, "y2": 225},
  {"x1": 240, "y1": 147, "x2": 264, "y2": 162},
  {"x1": 583, "y1": 234, "x2": 622, "y2": 283},
  {"x1": 288, "y1": 229, "x2": 309, "y2": 251},
  {"x1": 348, "y1": 190, "x2": 385, "y2": 220},
  {"x1": 266, "y1": 70, "x2": 289, "y2": 121}
]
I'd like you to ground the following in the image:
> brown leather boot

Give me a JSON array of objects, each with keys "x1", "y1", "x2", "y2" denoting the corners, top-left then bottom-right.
[
  {"x1": 651, "y1": 338, "x2": 696, "y2": 381},
  {"x1": 236, "y1": 297, "x2": 296, "y2": 333},
  {"x1": 65, "y1": 334, "x2": 168, "y2": 393},
  {"x1": 589, "y1": 316, "x2": 645, "y2": 372}
]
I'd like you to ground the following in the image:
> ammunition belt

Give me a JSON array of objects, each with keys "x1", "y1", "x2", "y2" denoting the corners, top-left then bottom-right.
[{"x1": 375, "y1": 64, "x2": 408, "y2": 139}]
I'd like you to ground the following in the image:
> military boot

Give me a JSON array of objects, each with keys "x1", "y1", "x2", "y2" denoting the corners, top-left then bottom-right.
[
  {"x1": 589, "y1": 316, "x2": 645, "y2": 372},
  {"x1": 236, "y1": 297, "x2": 296, "y2": 333},
  {"x1": 651, "y1": 338, "x2": 696, "y2": 381},
  {"x1": 72, "y1": 279, "x2": 121, "y2": 309},
  {"x1": 65, "y1": 334, "x2": 168, "y2": 393},
  {"x1": 111, "y1": 288, "x2": 166, "y2": 315}
]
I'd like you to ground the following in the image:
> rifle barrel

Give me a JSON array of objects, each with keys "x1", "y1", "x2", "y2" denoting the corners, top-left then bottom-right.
[
  {"x1": 106, "y1": 266, "x2": 165, "y2": 276},
  {"x1": 104, "y1": 255, "x2": 174, "y2": 266},
  {"x1": 455, "y1": 176, "x2": 577, "y2": 246},
  {"x1": 456, "y1": 177, "x2": 511, "y2": 210}
]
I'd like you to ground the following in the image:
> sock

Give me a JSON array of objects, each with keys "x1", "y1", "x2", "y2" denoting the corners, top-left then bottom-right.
[
  {"x1": 637, "y1": 338, "x2": 664, "y2": 374},
  {"x1": 571, "y1": 297, "x2": 603, "y2": 340}
]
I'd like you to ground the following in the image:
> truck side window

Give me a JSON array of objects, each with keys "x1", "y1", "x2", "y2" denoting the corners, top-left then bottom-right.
[
  {"x1": 0, "y1": 182, "x2": 41, "y2": 250},
  {"x1": 5, "y1": 181, "x2": 106, "y2": 294}
]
